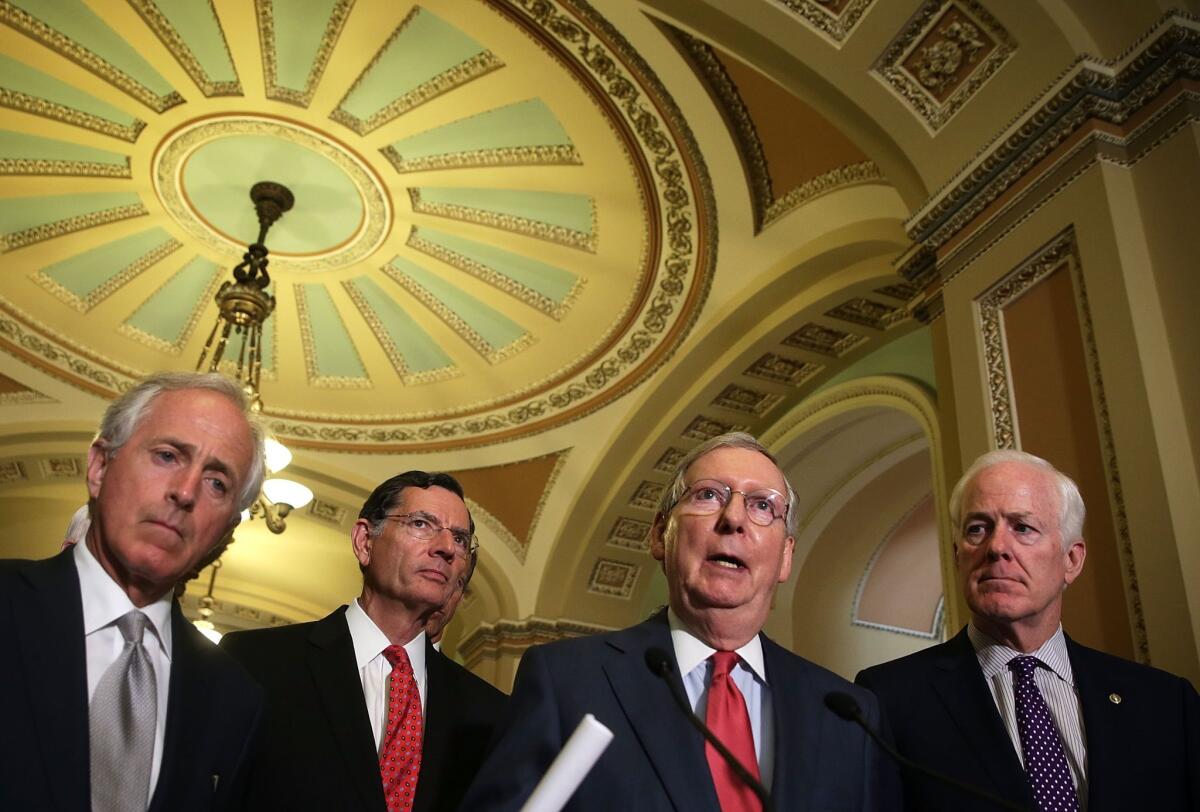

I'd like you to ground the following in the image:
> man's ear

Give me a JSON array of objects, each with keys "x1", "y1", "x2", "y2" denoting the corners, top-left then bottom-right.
[
  {"x1": 1063, "y1": 538, "x2": 1086, "y2": 587},
  {"x1": 777, "y1": 535, "x2": 794, "y2": 583},
  {"x1": 649, "y1": 512, "x2": 667, "y2": 564},
  {"x1": 351, "y1": 520, "x2": 373, "y2": 568},
  {"x1": 86, "y1": 441, "x2": 109, "y2": 500}
]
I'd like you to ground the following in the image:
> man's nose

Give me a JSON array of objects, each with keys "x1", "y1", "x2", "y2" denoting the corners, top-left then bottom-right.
[
  {"x1": 716, "y1": 492, "x2": 748, "y2": 532},
  {"x1": 169, "y1": 466, "x2": 200, "y2": 508},
  {"x1": 428, "y1": 528, "x2": 457, "y2": 561},
  {"x1": 984, "y1": 527, "x2": 1013, "y2": 559}
]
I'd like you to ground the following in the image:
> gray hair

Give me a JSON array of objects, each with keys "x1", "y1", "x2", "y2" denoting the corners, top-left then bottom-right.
[
  {"x1": 64, "y1": 504, "x2": 90, "y2": 545},
  {"x1": 948, "y1": 449, "x2": 1086, "y2": 548},
  {"x1": 657, "y1": 431, "x2": 798, "y2": 536},
  {"x1": 96, "y1": 371, "x2": 266, "y2": 511}
]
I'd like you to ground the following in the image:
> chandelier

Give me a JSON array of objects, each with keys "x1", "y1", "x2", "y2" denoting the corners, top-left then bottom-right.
[{"x1": 196, "y1": 181, "x2": 312, "y2": 534}]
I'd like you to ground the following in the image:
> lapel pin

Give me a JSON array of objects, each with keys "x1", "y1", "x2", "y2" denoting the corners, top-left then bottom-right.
[{"x1": 1108, "y1": 692, "x2": 1122, "y2": 704}]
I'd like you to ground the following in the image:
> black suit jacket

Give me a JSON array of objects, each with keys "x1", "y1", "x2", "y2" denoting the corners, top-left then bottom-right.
[
  {"x1": 856, "y1": 627, "x2": 1200, "y2": 811},
  {"x1": 459, "y1": 611, "x2": 899, "y2": 811},
  {"x1": 0, "y1": 550, "x2": 263, "y2": 811},
  {"x1": 221, "y1": 606, "x2": 507, "y2": 812}
]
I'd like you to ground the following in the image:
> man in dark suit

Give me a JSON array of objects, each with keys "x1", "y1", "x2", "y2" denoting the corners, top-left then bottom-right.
[
  {"x1": 0, "y1": 371, "x2": 267, "y2": 812},
  {"x1": 222, "y1": 471, "x2": 506, "y2": 812},
  {"x1": 461, "y1": 432, "x2": 898, "y2": 811},
  {"x1": 857, "y1": 450, "x2": 1200, "y2": 811}
]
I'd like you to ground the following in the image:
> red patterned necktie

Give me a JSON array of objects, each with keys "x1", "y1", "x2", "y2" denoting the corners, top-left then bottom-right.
[
  {"x1": 380, "y1": 645, "x2": 423, "y2": 812},
  {"x1": 705, "y1": 651, "x2": 761, "y2": 812}
]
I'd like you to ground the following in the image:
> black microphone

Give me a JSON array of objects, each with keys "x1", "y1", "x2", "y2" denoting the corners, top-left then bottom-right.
[
  {"x1": 644, "y1": 648, "x2": 774, "y2": 812},
  {"x1": 824, "y1": 692, "x2": 1031, "y2": 812}
]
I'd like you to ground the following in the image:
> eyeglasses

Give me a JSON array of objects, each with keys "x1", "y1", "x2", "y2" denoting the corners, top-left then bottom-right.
[
  {"x1": 669, "y1": 479, "x2": 788, "y2": 527},
  {"x1": 382, "y1": 512, "x2": 478, "y2": 558}
]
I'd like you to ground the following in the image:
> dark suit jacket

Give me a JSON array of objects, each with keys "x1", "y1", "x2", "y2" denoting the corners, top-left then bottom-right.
[
  {"x1": 459, "y1": 611, "x2": 899, "y2": 811},
  {"x1": 0, "y1": 550, "x2": 263, "y2": 811},
  {"x1": 856, "y1": 627, "x2": 1200, "y2": 811},
  {"x1": 221, "y1": 606, "x2": 507, "y2": 812}
]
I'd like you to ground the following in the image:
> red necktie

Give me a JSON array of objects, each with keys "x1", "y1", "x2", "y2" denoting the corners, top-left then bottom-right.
[
  {"x1": 380, "y1": 645, "x2": 422, "y2": 812},
  {"x1": 705, "y1": 651, "x2": 762, "y2": 812}
]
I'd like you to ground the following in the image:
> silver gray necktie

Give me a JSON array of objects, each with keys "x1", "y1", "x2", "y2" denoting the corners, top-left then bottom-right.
[{"x1": 89, "y1": 609, "x2": 157, "y2": 812}]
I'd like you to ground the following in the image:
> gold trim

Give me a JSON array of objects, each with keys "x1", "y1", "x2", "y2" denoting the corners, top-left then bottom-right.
[
  {"x1": 340, "y1": 278, "x2": 458, "y2": 385},
  {"x1": 35, "y1": 237, "x2": 182, "y2": 312},
  {"x1": 466, "y1": 497, "x2": 525, "y2": 563},
  {"x1": 117, "y1": 262, "x2": 223, "y2": 354},
  {"x1": 771, "y1": 0, "x2": 875, "y2": 45},
  {"x1": 383, "y1": 143, "x2": 580, "y2": 173},
  {"x1": 293, "y1": 284, "x2": 372, "y2": 389},
  {"x1": 0, "y1": 88, "x2": 145, "y2": 142},
  {"x1": 408, "y1": 228, "x2": 583, "y2": 320},
  {"x1": 257, "y1": 0, "x2": 353, "y2": 107},
  {"x1": 0, "y1": 204, "x2": 147, "y2": 253},
  {"x1": 331, "y1": 8, "x2": 503, "y2": 136},
  {"x1": 872, "y1": 0, "x2": 1015, "y2": 133},
  {"x1": 0, "y1": 1, "x2": 184, "y2": 113},
  {"x1": 129, "y1": 0, "x2": 241, "y2": 97},
  {"x1": 763, "y1": 161, "x2": 885, "y2": 226},
  {"x1": 826, "y1": 297, "x2": 907, "y2": 331},
  {"x1": 381, "y1": 265, "x2": 534, "y2": 365},
  {"x1": 587, "y1": 558, "x2": 639, "y2": 598},
  {"x1": 0, "y1": 156, "x2": 130, "y2": 177},
  {"x1": 975, "y1": 227, "x2": 1147, "y2": 662},
  {"x1": 0, "y1": 389, "x2": 53, "y2": 405},
  {"x1": 459, "y1": 616, "x2": 615, "y2": 669},
  {"x1": 409, "y1": 188, "x2": 597, "y2": 252}
]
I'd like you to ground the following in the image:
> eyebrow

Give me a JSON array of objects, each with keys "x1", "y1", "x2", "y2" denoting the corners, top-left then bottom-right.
[{"x1": 153, "y1": 436, "x2": 237, "y2": 482}]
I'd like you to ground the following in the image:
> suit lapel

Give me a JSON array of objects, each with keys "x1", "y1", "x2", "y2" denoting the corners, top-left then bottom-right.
[
  {"x1": 1066, "y1": 637, "x2": 1117, "y2": 809},
  {"x1": 602, "y1": 615, "x2": 718, "y2": 812},
  {"x1": 150, "y1": 604, "x2": 211, "y2": 811},
  {"x1": 930, "y1": 630, "x2": 1031, "y2": 805},
  {"x1": 308, "y1": 609, "x2": 386, "y2": 812},
  {"x1": 762, "y1": 637, "x2": 814, "y2": 811},
  {"x1": 12, "y1": 552, "x2": 90, "y2": 811},
  {"x1": 415, "y1": 641, "x2": 449, "y2": 812}
]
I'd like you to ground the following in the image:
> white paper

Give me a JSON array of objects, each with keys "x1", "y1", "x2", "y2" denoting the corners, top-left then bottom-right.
[{"x1": 519, "y1": 713, "x2": 615, "y2": 812}]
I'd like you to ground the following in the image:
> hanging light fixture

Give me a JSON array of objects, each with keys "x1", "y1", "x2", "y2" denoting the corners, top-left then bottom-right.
[{"x1": 196, "y1": 181, "x2": 312, "y2": 534}]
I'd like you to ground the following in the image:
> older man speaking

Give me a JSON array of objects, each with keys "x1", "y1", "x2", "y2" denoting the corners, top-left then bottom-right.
[{"x1": 461, "y1": 432, "x2": 897, "y2": 811}]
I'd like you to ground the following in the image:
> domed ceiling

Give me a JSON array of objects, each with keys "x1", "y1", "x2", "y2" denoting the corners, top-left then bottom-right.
[{"x1": 0, "y1": 0, "x2": 713, "y2": 450}]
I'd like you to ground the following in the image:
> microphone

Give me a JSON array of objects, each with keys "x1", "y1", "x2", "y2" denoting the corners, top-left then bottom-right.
[
  {"x1": 644, "y1": 648, "x2": 773, "y2": 812},
  {"x1": 824, "y1": 692, "x2": 1030, "y2": 812}
]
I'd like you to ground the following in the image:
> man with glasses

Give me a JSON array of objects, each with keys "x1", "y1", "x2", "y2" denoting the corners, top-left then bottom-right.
[
  {"x1": 461, "y1": 432, "x2": 897, "y2": 811},
  {"x1": 222, "y1": 471, "x2": 506, "y2": 812}
]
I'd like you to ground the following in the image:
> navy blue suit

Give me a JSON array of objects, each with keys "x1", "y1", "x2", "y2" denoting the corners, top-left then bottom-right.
[
  {"x1": 460, "y1": 611, "x2": 899, "y2": 811},
  {"x1": 0, "y1": 550, "x2": 263, "y2": 811},
  {"x1": 856, "y1": 627, "x2": 1200, "y2": 811}
]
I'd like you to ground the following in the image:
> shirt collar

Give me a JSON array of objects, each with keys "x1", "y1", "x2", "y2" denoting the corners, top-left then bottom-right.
[
  {"x1": 968, "y1": 622, "x2": 1074, "y2": 685},
  {"x1": 73, "y1": 540, "x2": 173, "y2": 659},
  {"x1": 346, "y1": 598, "x2": 427, "y2": 676},
  {"x1": 667, "y1": 608, "x2": 766, "y2": 683}
]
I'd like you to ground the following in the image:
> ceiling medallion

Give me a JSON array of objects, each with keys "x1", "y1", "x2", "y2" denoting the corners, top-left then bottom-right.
[{"x1": 153, "y1": 115, "x2": 392, "y2": 273}]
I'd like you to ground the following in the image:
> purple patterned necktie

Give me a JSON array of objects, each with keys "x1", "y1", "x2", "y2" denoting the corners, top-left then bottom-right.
[{"x1": 1009, "y1": 655, "x2": 1079, "y2": 812}]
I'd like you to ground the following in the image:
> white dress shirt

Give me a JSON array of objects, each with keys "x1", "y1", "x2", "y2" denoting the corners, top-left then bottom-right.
[
  {"x1": 668, "y1": 609, "x2": 775, "y2": 789},
  {"x1": 345, "y1": 598, "x2": 428, "y2": 753},
  {"x1": 968, "y1": 624, "x2": 1088, "y2": 805},
  {"x1": 74, "y1": 541, "x2": 173, "y2": 806}
]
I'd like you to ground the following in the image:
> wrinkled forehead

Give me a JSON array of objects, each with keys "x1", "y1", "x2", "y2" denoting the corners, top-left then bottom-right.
[
  {"x1": 965, "y1": 462, "x2": 1059, "y2": 516},
  {"x1": 686, "y1": 446, "x2": 787, "y2": 492},
  {"x1": 392, "y1": 485, "x2": 470, "y2": 527}
]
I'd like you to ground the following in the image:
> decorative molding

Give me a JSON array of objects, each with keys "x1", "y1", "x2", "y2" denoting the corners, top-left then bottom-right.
[
  {"x1": 0, "y1": 204, "x2": 147, "y2": 253},
  {"x1": 682, "y1": 415, "x2": 745, "y2": 441},
  {"x1": 39, "y1": 456, "x2": 80, "y2": 478},
  {"x1": 409, "y1": 228, "x2": 583, "y2": 320},
  {"x1": 852, "y1": 494, "x2": 942, "y2": 639},
  {"x1": 763, "y1": 161, "x2": 885, "y2": 226},
  {"x1": 744, "y1": 352, "x2": 822, "y2": 386},
  {"x1": 872, "y1": 0, "x2": 1015, "y2": 133},
  {"x1": 0, "y1": 460, "x2": 24, "y2": 483},
  {"x1": 0, "y1": 0, "x2": 184, "y2": 112},
  {"x1": 0, "y1": 88, "x2": 145, "y2": 142},
  {"x1": 293, "y1": 284, "x2": 372, "y2": 389},
  {"x1": 0, "y1": 305, "x2": 135, "y2": 395},
  {"x1": 118, "y1": 263, "x2": 223, "y2": 355},
  {"x1": 826, "y1": 297, "x2": 907, "y2": 331},
  {"x1": 629, "y1": 481, "x2": 664, "y2": 511},
  {"x1": 782, "y1": 322, "x2": 863, "y2": 356},
  {"x1": 384, "y1": 143, "x2": 580, "y2": 173},
  {"x1": 458, "y1": 616, "x2": 615, "y2": 668},
  {"x1": 0, "y1": 388, "x2": 53, "y2": 406},
  {"x1": 257, "y1": 0, "x2": 353, "y2": 107},
  {"x1": 466, "y1": 497, "x2": 526, "y2": 563},
  {"x1": 0, "y1": 156, "x2": 130, "y2": 178},
  {"x1": 307, "y1": 499, "x2": 348, "y2": 525},
  {"x1": 770, "y1": 0, "x2": 874, "y2": 45},
  {"x1": 331, "y1": 7, "x2": 501, "y2": 134},
  {"x1": 177, "y1": 592, "x2": 297, "y2": 630},
  {"x1": 713, "y1": 384, "x2": 782, "y2": 417},
  {"x1": 341, "y1": 279, "x2": 458, "y2": 385},
  {"x1": 36, "y1": 238, "x2": 182, "y2": 313},
  {"x1": 874, "y1": 282, "x2": 918, "y2": 301},
  {"x1": 129, "y1": 0, "x2": 241, "y2": 97},
  {"x1": 409, "y1": 189, "x2": 597, "y2": 253},
  {"x1": 607, "y1": 516, "x2": 652, "y2": 552},
  {"x1": 975, "y1": 226, "x2": 1147, "y2": 663},
  {"x1": 382, "y1": 265, "x2": 534, "y2": 365},
  {"x1": 587, "y1": 558, "x2": 639, "y2": 598},
  {"x1": 653, "y1": 446, "x2": 687, "y2": 474}
]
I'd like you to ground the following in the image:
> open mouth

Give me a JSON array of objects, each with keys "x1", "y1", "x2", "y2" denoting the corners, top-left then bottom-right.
[{"x1": 708, "y1": 553, "x2": 746, "y2": 570}]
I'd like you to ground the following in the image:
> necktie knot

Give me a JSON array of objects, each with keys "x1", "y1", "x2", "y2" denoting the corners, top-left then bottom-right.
[
  {"x1": 382, "y1": 644, "x2": 410, "y2": 672},
  {"x1": 710, "y1": 650, "x2": 739, "y2": 682},
  {"x1": 1009, "y1": 654, "x2": 1042, "y2": 680},
  {"x1": 116, "y1": 610, "x2": 150, "y2": 645}
]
